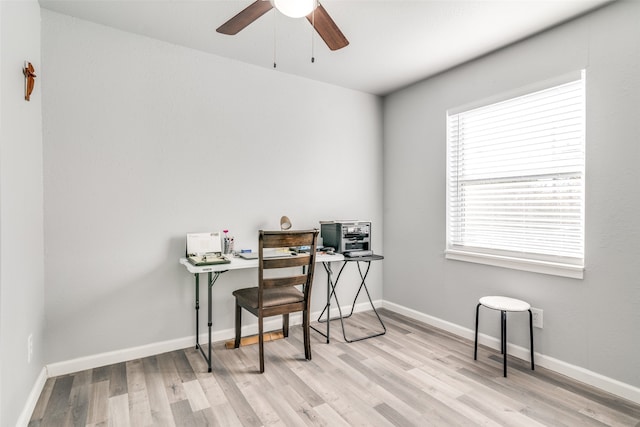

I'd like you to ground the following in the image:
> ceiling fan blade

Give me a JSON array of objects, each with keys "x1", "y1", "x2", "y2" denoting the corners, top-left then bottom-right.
[
  {"x1": 217, "y1": 0, "x2": 274, "y2": 35},
  {"x1": 306, "y1": 4, "x2": 349, "y2": 51}
]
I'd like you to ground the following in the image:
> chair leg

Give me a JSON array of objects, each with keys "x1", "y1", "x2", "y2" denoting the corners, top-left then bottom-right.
[
  {"x1": 234, "y1": 302, "x2": 242, "y2": 349},
  {"x1": 258, "y1": 315, "x2": 265, "y2": 373},
  {"x1": 502, "y1": 311, "x2": 507, "y2": 377},
  {"x1": 282, "y1": 313, "x2": 289, "y2": 338},
  {"x1": 474, "y1": 303, "x2": 481, "y2": 360},
  {"x1": 303, "y1": 309, "x2": 311, "y2": 360},
  {"x1": 529, "y1": 309, "x2": 535, "y2": 371}
]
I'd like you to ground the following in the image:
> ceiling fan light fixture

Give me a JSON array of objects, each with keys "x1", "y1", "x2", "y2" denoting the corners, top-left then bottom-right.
[{"x1": 272, "y1": 0, "x2": 316, "y2": 18}]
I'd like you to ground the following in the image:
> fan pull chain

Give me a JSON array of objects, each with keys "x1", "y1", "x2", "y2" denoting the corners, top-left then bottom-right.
[
  {"x1": 311, "y1": 4, "x2": 315, "y2": 63},
  {"x1": 273, "y1": 9, "x2": 277, "y2": 68}
]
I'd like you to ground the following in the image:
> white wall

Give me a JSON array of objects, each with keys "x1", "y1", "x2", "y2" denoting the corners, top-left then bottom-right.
[
  {"x1": 0, "y1": 1, "x2": 45, "y2": 425},
  {"x1": 383, "y1": 0, "x2": 640, "y2": 391},
  {"x1": 41, "y1": 10, "x2": 383, "y2": 366}
]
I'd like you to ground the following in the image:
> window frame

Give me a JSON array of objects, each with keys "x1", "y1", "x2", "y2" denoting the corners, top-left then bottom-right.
[{"x1": 445, "y1": 71, "x2": 586, "y2": 279}]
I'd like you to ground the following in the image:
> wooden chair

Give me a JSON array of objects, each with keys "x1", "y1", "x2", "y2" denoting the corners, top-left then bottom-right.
[{"x1": 232, "y1": 229, "x2": 319, "y2": 373}]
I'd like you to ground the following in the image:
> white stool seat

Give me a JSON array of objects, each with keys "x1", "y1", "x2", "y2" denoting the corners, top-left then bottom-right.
[{"x1": 479, "y1": 296, "x2": 530, "y2": 312}]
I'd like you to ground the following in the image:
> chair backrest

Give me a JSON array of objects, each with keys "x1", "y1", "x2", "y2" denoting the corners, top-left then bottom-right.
[{"x1": 258, "y1": 229, "x2": 319, "y2": 306}]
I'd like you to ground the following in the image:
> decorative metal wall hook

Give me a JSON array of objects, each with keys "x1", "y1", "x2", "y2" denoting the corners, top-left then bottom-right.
[{"x1": 23, "y1": 61, "x2": 36, "y2": 101}]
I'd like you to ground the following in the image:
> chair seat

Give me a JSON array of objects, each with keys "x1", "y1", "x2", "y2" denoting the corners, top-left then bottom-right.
[
  {"x1": 233, "y1": 286, "x2": 304, "y2": 309},
  {"x1": 479, "y1": 296, "x2": 530, "y2": 312}
]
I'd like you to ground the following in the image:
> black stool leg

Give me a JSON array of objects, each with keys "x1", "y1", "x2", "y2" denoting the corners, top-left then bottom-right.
[
  {"x1": 474, "y1": 303, "x2": 481, "y2": 360},
  {"x1": 502, "y1": 310, "x2": 507, "y2": 377},
  {"x1": 500, "y1": 311, "x2": 505, "y2": 354},
  {"x1": 529, "y1": 309, "x2": 535, "y2": 371}
]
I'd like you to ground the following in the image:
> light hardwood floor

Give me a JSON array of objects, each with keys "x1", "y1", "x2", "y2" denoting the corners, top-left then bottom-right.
[{"x1": 29, "y1": 309, "x2": 640, "y2": 426}]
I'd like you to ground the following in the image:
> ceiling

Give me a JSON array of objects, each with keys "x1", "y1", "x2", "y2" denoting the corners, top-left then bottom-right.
[{"x1": 38, "y1": 0, "x2": 614, "y2": 95}]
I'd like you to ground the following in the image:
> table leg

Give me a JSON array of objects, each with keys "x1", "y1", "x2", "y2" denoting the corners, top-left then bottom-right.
[
  {"x1": 325, "y1": 262, "x2": 331, "y2": 343},
  {"x1": 194, "y1": 270, "x2": 225, "y2": 373},
  {"x1": 311, "y1": 259, "x2": 386, "y2": 343},
  {"x1": 311, "y1": 261, "x2": 342, "y2": 343},
  {"x1": 195, "y1": 274, "x2": 200, "y2": 350},
  {"x1": 207, "y1": 272, "x2": 213, "y2": 373},
  {"x1": 341, "y1": 260, "x2": 386, "y2": 342}
]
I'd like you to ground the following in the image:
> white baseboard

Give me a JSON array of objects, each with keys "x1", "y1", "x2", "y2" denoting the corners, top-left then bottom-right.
[
  {"x1": 382, "y1": 300, "x2": 640, "y2": 405},
  {"x1": 46, "y1": 300, "x2": 380, "y2": 378},
  {"x1": 47, "y1": 335, "x2": 197, "y2": 378},
  {"x1": 17, "y1": 366, "x2": 48, "y2": 427}
]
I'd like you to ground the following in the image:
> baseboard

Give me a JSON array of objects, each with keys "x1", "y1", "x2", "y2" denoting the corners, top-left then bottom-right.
[
  {"x1": 16, "y1": 366, "x2": 48, "y2": 427},
  {"x1": 46, "y1": 300, "x2": 380, "y2": 378},
  {"x1": 46, "y1": 335, "x2": 197, "y2": 377},
  {"x1": 382, "y1": 300, "x2": 640, "y2": 405}
]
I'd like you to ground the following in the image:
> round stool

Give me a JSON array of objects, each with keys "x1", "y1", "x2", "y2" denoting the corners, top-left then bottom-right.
[{"x1": 474, "y1": 296, "x2": 534, "y2": 377}]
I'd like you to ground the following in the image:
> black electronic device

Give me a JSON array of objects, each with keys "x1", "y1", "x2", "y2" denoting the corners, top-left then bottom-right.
[
  {"x1": 320, "y1": 221, "x2": 371, "y2": 255},
  {"x1": 344, "y1": 250, "x2": 373, "y2": 258}
]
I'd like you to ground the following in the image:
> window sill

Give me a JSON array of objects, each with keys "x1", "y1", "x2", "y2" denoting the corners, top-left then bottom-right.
[{"x1": 445, "y1": 249, "x2": 584, "y2": 279}]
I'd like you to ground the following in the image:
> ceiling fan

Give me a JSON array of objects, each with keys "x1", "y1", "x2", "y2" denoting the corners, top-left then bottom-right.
[{"x1": 216, "y1": 0, "x2": 349, "y2": 51}]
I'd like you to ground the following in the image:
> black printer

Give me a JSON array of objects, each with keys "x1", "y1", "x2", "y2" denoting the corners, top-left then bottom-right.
[{"x1": 320, "y1": 221, "x2": 372, "y2": 257}]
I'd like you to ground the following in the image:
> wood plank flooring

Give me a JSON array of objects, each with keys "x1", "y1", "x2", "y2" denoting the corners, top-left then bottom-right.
[{"x1": 29, "y1": 309, "x2": 640, "y2": 426}]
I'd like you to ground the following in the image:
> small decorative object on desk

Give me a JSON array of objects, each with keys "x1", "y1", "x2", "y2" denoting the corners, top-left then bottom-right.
[{"x1": 223, "y1": 229, "x2": 234, "y2": 254}]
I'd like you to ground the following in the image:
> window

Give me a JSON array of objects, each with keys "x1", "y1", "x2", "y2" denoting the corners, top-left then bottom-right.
[{"x1": 446, "y1": 72, "x2": 585, "y2": 278}]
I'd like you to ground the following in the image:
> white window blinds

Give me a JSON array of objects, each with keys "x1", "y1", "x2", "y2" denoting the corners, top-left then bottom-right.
[{"x1": 447, "y1": 73, "x2": 585, "y2": 273}]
